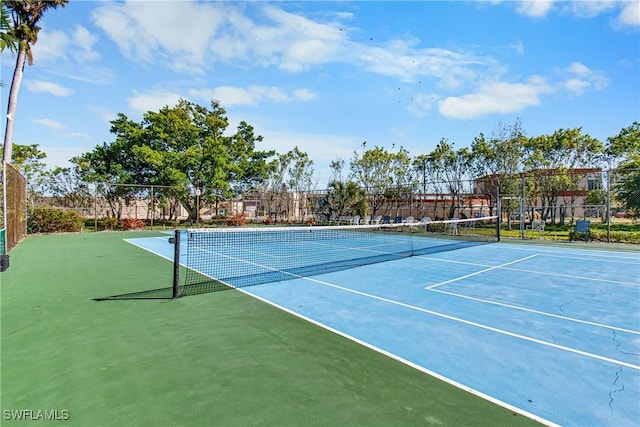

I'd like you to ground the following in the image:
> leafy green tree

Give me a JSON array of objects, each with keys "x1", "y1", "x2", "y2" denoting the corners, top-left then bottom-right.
[
  {"x1": 3, "y1": 0, "x2": 68, "y2": 164},
  {"x1": 606, "y1": 121, "x2": 640, "y2": 168},
  {"x1": 262, "y1": 147, "x2": 313, "y2": 222},
  {"x1": 1, "y1": 142, "x2": 47, "y2": 205},
  {"x1": 411, "y1": 154, "x2": 429, "y2": 218},
  {"x1": 285, "y1": 147, "x2": 316, "y2": 220},
  {"x1": 387, "y1": 146, "x2": 415, "y2": 217},
  {"x1": 1, "y1": 2, "x2": 17, "y2": 54},
  {"x1": 411, "y1": 153, "x2": 446, "y2": 219},
  {"x1": 350, "y1": 144, "x2": 393, "y2": 217},
  {"x1": 428, "y1": 139, "x2": 472, "y2": 219},
  {"x1": 470, "y1": 120, "x2": 526, "y2": 220},
  {"x1": 263, "y1": 152, "x2": 291, "y2": 221},
  {"x1": 47, "y1": 166, "x2": 93, "y2": 210},
  {"x1": 77, "y1": 99, "x2": 274, "y2": 221},
  {"x1": 329, "y1": 158, "x2": 346, "y2": 183},
  {"x1": 1, "y1": 2, "x2": 17, "y2": 89},
  {"x1": 229, "y1": 121, "x2": 274, "y2": 196},
  {"x1": 608, "y1": 122, "x2": 640, "y2": 217},
  {"x1": 523, "y1": 128, "x2": 604, "y2": 223},
  {"x1": 143, "y1": 99, "x2": 233, "y2": 219},
  {"x1": 72, "y1": 141, "x2": 139, "y2": 219},
  {"x1": 320, "y1": 180, "x2": 366, "y2": 220},
  {"x1": 614, "y1": 172, "x2": 640, "y2": 219},
  {"x1": 73, "y1": 113, "x2": 150, "y2": 219}
]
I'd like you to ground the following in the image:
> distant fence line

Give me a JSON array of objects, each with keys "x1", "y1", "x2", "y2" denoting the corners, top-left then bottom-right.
[
  {"x1": 16, "y1": 167, "x2": 638, "y2": 241},
  {"x1": 493, "y1": 168, "x2": 638, "y2": 239}
]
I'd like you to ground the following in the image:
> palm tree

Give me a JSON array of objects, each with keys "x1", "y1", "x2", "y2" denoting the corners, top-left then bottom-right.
[
  {"x1": 0, "y1": 2, "x2": 17, "y2": 54},
  {"x1": 2, "y1": 0, "x2": 68, "y2": 165}
]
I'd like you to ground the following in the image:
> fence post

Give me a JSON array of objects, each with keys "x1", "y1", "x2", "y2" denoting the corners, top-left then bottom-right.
[
  {"x1": 520, "y1": 173, "x2": 525, "y2": 239},
  {"x1": 150, "y1": 185, "x2": 154, "y2": 230},
  {"x1": 496, "y1": 184, "x2": 501, "y2": 241},
  {"x1": 606, "y1": 169, "x2": 611, "y2": 243},
  {"x1": 2, "y1": 163, "x2": 7, "y2": 255},
  {"x1": 94, "y1": 184, "x2": 98, "y2": 231}
]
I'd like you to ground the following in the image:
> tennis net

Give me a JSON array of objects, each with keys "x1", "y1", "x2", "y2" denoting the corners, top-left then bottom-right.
[{"x1": 173, "y1": 216, "x2": 499, "y2": 297}]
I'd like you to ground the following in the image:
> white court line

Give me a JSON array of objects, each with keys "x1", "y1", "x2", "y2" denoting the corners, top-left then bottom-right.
[
  {"x1": 238, "y1": 288, "x2": 560, "y2": 427},
  {"x1": 498, "y1": 244, "x2": 640, "y2": 262},
  {"x1": 419, "y1": 253, "x2": 639, "y2": 333},
  {"x1": 125, "y1": 236, "x2": 617, "y2": 426},
  {"x1": 428, "y1": 288, "x2": 640, "y2": 335},
  {"x1": 302, "y1": 275, "x2": 640, "y2": 371},
  {"x1": 425, "y1": 255, "x2": 539, "y2": 290},
  {"x1": 417, "y1": 256, "x2": 639, "y2": 287},
  {"x1": 130, "y1": 237, "x2": 640, "y2": 367},
  {"x1": 124, "y1": 238, "x2": 174, "y2": 263}
]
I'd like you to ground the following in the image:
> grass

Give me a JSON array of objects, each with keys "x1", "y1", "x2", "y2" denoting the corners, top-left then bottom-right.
[
  {"x1": 500, "y1": 220, "x2": 640, "y2": 244},
  {"x1": 0, "y1": 231, "x2": 542, "y2": 426}
]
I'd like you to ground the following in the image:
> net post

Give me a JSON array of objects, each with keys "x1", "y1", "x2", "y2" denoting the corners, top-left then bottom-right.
[
  {"x1": 496, "y1": 184, "x2": 501, "y2": 242},
  {"x1": 171, "y1": 229, "x2": 181, "y2": 299}
]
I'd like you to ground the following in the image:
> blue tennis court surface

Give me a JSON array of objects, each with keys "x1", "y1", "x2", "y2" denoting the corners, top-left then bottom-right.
[{"x1": 127, "y1": 234, "x2": 640, "y2": 426}]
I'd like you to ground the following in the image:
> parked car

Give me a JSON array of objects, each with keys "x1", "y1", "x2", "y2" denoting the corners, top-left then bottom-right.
[{"x1": 614, "y1": 211, "x2": 635, "y2": 218}]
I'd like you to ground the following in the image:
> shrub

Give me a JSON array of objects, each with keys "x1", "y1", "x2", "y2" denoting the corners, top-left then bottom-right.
[
  {"x1": 121, "y1": 218, "x2": 146, "y2": 230},
  {"x1": 572, "y1": 228, "x2": 640, "y2": 244},
  {"x1": 28, "y1": 206, "x2": 84, "y2": 234},
  {"x1": 227, "y1": 213, "x2": 246, "y2": 226},
  {"x1": 102, "y1": 217, "x2": 118, "y2": 230}
]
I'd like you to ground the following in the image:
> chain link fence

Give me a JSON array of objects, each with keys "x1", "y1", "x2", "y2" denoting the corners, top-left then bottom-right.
[
  {"x1": 1, "y1": 163, "x2": 27, "y2": 253},
  {"x1": 495, "y1": 168, "x2": 638, "y2": 242},
  {"x1": 20, "y1": 167, "x2": 640, "y2": 243},
  {"x1": 30, "y1": 183, "x2": 190, "y2": 231}
]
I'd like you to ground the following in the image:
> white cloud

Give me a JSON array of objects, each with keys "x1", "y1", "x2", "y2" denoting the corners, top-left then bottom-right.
[
  {"x1": 70, "y1": 132, "x2": 91, "y2": 140},
  {"x1": 565, "y1": 0, "x2": 617, "y2": 18},
  {"x1": 25, "y1": 80, "x2": 72, "y2": 97},
  {"x1": 127, "y1": 91, "x2": 186, "y2": 115},
  {"x1": 32, "y1": 25, "x2": 100, "y2": 64},
  {"x1": 259, "y1": 129, "x2": 361, "y2": 183},
  {"x1": 512, "y1": 0, "x2": 639, "y2": 28},
  {"x1": 52, "y1": 66, "x2": 115, "y2": 85},
  {"x1": 616, "y1": 0, "x2": 640, "y2": 28},
  {"x1": 359, "y1": 42, "x2": 496, "y2": 88},
  {"x1": 259, "y1": 5, "x2": 347, "y2": 72},
  {"x1": 509, "y1": 41, "x2": 525, "y2": 55},
  {"x1": 31, "y1": 29, "x2": 69, "y2": 63},
  {"x1": 195, "y1": 85, "x2": 318, "y2": 107},
  {"x1": 439, "y1": 76, "x2": 552, "y2": 119},
  {"x1": 33, "y1": 118, "x2": 65, "y2": 130},
  {"x1": 515, "y1": 1, "x2": 555, "y2": 18},
  {"x1": 405, "y1": 93, "x2": 439, "y2": 117},
  {"x1": 92, "y1": 1, "x2": 491, "y2": 91},
  {"x1": 93, "y1": 1, "x2": 223, "y2": 73},
  {"x1": 558, "y1": 62, "x2": 609, "y2": 95},
  {"x1": 72, "y1": 25, "x2": 100, "y2": 62},
  {"x1": 292, "y1": 88, "x2": 318, "y2": 101},
  {"x1": 87, "y1": 106, "x2": 118, "y2": 126}
]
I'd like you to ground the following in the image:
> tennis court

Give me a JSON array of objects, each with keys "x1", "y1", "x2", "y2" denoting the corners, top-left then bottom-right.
[{"x1": 128, "y1": 229, "x2": 640, "y2": 427}]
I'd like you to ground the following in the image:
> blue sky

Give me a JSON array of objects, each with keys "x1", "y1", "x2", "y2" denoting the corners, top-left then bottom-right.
[{"x1": 1, "y1": 0, "x2": 638, "y2": 185}]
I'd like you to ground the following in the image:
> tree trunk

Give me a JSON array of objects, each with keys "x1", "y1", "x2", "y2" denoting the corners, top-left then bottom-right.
[{"x1": 3, "y1": 45, "x2": 26, "y2": 164}]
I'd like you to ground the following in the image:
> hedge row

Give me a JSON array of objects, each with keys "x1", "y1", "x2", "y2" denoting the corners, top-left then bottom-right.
[
  {"x1": 27, "y1": 208, "x2": 149, "y2": 234},
  {"x1": 28, "y1": 206, "x2": 84, "y2": 234}
]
